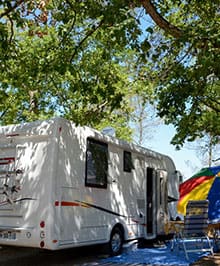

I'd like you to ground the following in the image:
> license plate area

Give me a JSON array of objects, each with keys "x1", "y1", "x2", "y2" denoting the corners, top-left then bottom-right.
[{"x1": 0, "y1": 231, "x2": 16, "y2": 240}]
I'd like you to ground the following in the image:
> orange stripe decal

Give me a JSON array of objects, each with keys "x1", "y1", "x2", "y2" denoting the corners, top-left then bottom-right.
[
  {"x1": 55, "y1": 201, "x2": 90, "y2": 208},
  {"x1": 61, "y1": 201, "x2": 80, "y2": 207},
  {"x1": 55, "y1": 200, "x2": 126, "y2": 218}
]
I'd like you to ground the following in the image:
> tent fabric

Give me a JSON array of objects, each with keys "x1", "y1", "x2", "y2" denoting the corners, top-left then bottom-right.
[{"x1": 177, "y1": 166, "x2": 220, "y2": 220}]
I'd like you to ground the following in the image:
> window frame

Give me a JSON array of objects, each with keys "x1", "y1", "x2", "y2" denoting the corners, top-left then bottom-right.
[
  {"x1": 85, "y1": 138, "x2": 108, "y2": 189},
  {"x1": 123, "y1": 150, "x2": 134, "y2": 172}
]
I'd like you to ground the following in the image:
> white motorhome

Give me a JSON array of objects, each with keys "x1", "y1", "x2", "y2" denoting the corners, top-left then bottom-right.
[{"x1": 0, "y1": 118, "x2": 180, "y2": 254}]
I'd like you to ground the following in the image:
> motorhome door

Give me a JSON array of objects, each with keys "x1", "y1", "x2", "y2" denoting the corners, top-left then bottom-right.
[
  {"x1": 156, "y1": 170, "x2": 168, "y2": 235},
  {"x1": 145, "y1": 167, "x2": 157, "y2": 239}
]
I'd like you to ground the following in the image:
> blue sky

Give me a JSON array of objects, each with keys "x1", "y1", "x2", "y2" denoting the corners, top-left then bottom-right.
[{"x1": 146, "y1": 123, "x2": 203, "y2": 180}]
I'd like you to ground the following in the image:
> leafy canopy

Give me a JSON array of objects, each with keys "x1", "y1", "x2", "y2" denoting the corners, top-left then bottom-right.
[
  {"x1": 0, "y1": 0, "x2": 219, "y2": 145},
  {"x1": 138, "y1": 0, "x2": 220, "y2": 146},
  {"x1": 0, "y1": 0, "x2": 148, "y2": 141}
]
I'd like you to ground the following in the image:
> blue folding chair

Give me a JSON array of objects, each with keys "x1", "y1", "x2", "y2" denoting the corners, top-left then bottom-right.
[{"x1": 178, "y1": 200, "x2": 214, "y2": 260}]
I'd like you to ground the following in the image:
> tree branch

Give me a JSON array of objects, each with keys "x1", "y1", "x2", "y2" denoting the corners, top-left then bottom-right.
[
  {"x1": 69, "y1": 19, "x2": 104, "y2": 63},
  {"x1": 140, "y1": 0, "x2": 182, "y2": 38},
  {"x1": 197, "y1": 96, "x2": 220, "y2": 114},
  {"x1": 8, "y1": 16, "x2": 14, "y2": 44},
  {"x1": 0, "y1": 0, "x2": 25, "y2": 19}
]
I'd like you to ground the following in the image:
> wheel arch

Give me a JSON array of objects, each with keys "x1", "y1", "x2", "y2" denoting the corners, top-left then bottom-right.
[{"x1": 110, "y1": 223, "x2": 125, "y2": 241}]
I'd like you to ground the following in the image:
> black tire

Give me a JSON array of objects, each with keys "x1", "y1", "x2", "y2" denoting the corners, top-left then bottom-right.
[{"x1": 109, "y1": 227, "x2": 124, "y2": 256}]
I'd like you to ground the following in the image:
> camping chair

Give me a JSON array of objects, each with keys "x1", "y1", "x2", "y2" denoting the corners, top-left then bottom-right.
[{"x1": 178, "y1": 200, "x2": 214, "y2": 260}]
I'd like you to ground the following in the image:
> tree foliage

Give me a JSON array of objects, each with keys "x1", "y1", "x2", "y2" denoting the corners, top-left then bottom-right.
[
  {"x1": 140, "y1": 0, "x2": 220, "y2": 146},
  {"x1": 0, "y1": 0, "x2": 145, "y2": 141},
  {"x1": 0, "y1": 0, "x2": 219, "y2": 145}
]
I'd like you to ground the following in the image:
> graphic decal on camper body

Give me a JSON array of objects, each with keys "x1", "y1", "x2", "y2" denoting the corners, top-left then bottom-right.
[
  {"x1": 0, "y1": 157, "x2": 15, "y2": 165},
  {"x1": 55, "y1": 200, "x2": 147, "y2": 226},
  {"x1": 0, "y1": 197, "x2": 36, "y2": 207},
  {"x1": 0, "y1": 156, "x2": 35, "y2": 208}
]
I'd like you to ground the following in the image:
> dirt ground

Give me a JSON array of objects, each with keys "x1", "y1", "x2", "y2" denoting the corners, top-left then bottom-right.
[{"x1": 191, "y1": 253, "x2": 220, "y2": 266}]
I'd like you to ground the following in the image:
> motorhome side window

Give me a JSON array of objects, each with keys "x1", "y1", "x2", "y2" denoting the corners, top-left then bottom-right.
[
  {"x1": 123, "y1": 151, "x2": 134, "y2": 172},
  {"x1": 85, "y1": 139, "x2": 108, "y2": 189}
]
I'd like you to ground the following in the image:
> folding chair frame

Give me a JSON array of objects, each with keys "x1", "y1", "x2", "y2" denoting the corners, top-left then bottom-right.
[{"x1": 175, "y1": 200, "x2": 214, "y2": 260}]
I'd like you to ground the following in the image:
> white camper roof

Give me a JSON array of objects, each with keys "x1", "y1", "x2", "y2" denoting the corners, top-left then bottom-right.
[{"x1": 0, "y1": 117, "x2": 175, "y2": 167}]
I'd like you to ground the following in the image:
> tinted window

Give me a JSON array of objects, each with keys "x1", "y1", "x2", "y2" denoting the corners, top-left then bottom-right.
[
  {"x1": 123, "y1": 151, "x2": 134, "y2": 172},
  {"x1": 85, "y1": 139, "x2": 108, "y2": 188}
]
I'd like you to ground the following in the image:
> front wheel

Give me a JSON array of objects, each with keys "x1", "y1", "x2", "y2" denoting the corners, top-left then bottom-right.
[{"x1": 109, "y1": 227, "x2": 124, "y2": 256}]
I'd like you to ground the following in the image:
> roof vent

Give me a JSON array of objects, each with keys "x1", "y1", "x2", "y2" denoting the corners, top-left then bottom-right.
[{"x1": 101, "y1": 127, "x2": 116, "y2": 137}]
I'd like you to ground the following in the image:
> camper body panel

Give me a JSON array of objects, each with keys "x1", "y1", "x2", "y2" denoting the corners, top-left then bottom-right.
[
  {"x1": 54, "y1": 120, "x2": 142, "y2": 249},
  {"x1": 0, "y1": 119, "x2": 60, "y2": 249},
  {"x1": 0, "y1": 118, "x2": 180, "y2": 250}
]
